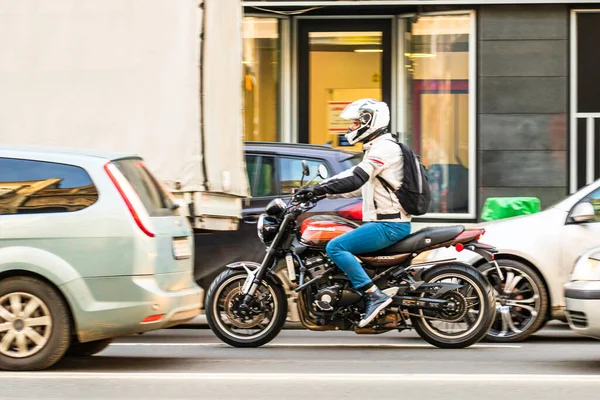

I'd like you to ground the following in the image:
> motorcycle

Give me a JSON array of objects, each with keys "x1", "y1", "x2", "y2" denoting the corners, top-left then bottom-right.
[{"x1": 206, "y1": 161, "x2": 499, "y2": 349}]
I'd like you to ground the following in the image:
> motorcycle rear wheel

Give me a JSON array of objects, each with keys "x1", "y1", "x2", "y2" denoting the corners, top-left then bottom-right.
[
  {"x1": 410, "y1": 264, "x2": 496, "y2": 349},
  {"x1": 206, "y1": 269, "x2": 287, "y2": 348}
]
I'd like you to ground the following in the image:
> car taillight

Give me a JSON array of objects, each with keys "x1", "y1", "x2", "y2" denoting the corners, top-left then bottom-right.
[
  {"x1": 338, "y1": 202, "x2": 363, "y2": 220},
  {"x1": 141, "y1": 314, "x2": 164, "y2": 324},
  {"x1": 104, "y1": 162, "x2": 155, "y2": 238}
]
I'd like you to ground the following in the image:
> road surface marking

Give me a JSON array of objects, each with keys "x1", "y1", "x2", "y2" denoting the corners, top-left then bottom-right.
[
  {"x1": 0, "y1": 373, "x2": 597, "y2": 382},
  {"x1": 109, "y1": 343, "x2": 522, "y2": 349}
]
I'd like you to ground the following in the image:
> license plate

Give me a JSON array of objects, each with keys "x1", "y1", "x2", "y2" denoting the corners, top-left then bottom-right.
[{"x1": 172, "y1": 238, "x2": 192, "y2": 260}]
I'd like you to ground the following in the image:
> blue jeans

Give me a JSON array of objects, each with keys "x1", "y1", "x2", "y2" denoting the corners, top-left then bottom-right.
[{"x1": 325, "y1": 222, "x2": 412, "y2": 289}]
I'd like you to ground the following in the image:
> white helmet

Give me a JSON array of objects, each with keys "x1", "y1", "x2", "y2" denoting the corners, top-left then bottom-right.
[{"x1": 340, "y1": 98, "x2": 390, "y2": 145}]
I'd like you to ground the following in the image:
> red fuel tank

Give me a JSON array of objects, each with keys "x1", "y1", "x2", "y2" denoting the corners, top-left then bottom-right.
[{"x1": 299, "y1": 216, "x2": 359, "y2": 247}]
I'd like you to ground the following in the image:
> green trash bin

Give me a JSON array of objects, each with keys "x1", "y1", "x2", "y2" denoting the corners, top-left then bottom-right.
[{"x1": 481, "y1": 197, "x2": 541, "y2": 222}]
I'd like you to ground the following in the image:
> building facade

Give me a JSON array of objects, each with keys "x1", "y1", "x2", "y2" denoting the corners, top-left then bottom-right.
[{"x1": 240, "y1": 1, "x2": 600, "y2": 221}]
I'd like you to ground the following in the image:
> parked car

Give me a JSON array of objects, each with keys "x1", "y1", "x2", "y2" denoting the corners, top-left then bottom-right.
[
  {"x1": 0, "y1": 146, "x2": 202, "y2": 370},
  {"x1": 193, "y1": 142, "x2": 362, "y2": 318},
  {"x1": 424, "y1": 179, "x2": 600, "y2": 342},
  {"x1": 565, "y1": 246, "x2": 600, "y2": 339}
]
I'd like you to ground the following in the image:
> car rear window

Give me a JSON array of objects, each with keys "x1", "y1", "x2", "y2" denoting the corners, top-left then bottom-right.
[{"x1": 113, "y1": 159, "x2": 176, "y2": 217}]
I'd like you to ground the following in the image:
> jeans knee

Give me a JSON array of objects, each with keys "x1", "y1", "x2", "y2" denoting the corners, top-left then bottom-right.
[{"x1": 326, "y1": 239, "x2": 342, "y2": 257}]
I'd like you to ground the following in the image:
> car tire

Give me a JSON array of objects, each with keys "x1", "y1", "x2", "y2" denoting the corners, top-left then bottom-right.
[
  {"x1": 0, "y1": 277, "x2": 71, "y2": 371},
  {"x1": 66, "y1": 338, "x2": 113, "y2": 357},
  {"x1": 479, "y1": 259, "x2": 549, "y2": 343}
]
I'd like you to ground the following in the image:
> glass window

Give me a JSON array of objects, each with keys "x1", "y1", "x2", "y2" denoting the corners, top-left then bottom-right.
[
  {"x1": 279, "y1": 157, "x2": 329, "y2": 195},
  {"x1": 113, "y1": 159, "x2": 176, "y2": 217},
  {"x1": 0, "y1": 157, "x2": 98, "y2": 215},
  {"x1": 340, "y1": 153, "x2": 362, "y2": 170},
  {"x1": 309, "y1": 31, "x2": 382, "y2": 151},
  {"x1": 243, "y1": 17, "x2": 280, "y2": 142},
  {"x1": 403, "y1": 14, "x2": 473, "y2": 215},
  {"x1": 584, "y1": 187, "x2": 600, "y2": 222},
  {"x1": 246, "y1": 155, "x2": 276, "y2": 198}
]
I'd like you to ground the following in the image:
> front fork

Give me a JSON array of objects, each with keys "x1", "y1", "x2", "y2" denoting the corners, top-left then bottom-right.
[{"x1": 240, "y1": 213, "x2": 296, "y2": 307}]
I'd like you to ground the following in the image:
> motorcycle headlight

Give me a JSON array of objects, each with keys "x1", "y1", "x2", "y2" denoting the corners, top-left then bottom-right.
[
  {"x1": 265, "y1": 198, "x2": 286, "y2": 217},
  {"x1": 257, "y1": 213, "x2": 279, "y2": 245},
  {"x1": 571, "y1": 250, "x2": 600, "y2": 281}
]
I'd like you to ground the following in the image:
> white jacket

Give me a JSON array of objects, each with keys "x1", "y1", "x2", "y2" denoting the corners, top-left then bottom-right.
[{"x1": 316, "y1": 133, "x2": 411, "y2": 223}]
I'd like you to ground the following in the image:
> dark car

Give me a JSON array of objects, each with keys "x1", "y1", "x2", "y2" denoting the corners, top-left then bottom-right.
[{"x1": 194, "y1": 142, "x2": 363, "y2": 291}]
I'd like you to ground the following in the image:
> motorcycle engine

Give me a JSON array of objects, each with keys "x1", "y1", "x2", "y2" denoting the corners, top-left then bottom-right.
[
  {"x1": 303, "y1": 255, "x2": 362, "y2": 312},
  {"x1": 314, "y1": 285, "x2": 341, "y2": 311},
  {"x1": 305, "y1": 255, "x2": 327, "y2": 278}
]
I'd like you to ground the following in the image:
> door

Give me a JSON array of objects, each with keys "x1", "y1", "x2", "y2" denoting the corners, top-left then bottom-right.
[
  {"x1": 297, "y1": 19, "x2": 392, "y2": 150},
  {"x1": 571, "y1": 11, "x2": 600, "y2": 192}
]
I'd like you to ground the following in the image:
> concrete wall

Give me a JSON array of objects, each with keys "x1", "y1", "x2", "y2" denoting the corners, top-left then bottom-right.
[{"x1": 478, "y1": 5, "x2": 569, "y2": 213}]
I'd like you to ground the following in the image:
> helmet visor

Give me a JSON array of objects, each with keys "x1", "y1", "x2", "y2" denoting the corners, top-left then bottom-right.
[{"x1": 340, "y1": 102, "x2": 362, "y2": 121}]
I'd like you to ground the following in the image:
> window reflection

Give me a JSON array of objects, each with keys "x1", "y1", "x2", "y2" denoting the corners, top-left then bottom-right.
[
  {"x1": 404, "y1": 15, "x2": 472, "y2": 214},
  {"x1": 243, "y1": 17, "x2": 280, "y2": 142},
  {"x1": 0, "y1": 158, "x2": 98, "y2": 215}
]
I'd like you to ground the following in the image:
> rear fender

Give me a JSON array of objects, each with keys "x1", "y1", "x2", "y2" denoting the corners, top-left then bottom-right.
[
  {"x1": 415, "y1": 260, "x2": 484, "y2": 296},
  {"x1": 420, "y1": 260, "x2": 478, "y2": 278}
]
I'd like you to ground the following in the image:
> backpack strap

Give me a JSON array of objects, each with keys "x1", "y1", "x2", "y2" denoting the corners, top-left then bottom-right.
[{"x1": 376, "y1": 175, "x2": 396, "y2": 192}]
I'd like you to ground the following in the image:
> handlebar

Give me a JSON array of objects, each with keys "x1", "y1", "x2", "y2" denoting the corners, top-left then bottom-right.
[{"x1": 292, "y1": 192, "x2": 326, "y2": 204}]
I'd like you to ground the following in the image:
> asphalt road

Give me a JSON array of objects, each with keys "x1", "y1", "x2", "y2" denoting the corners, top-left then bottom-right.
[{"x1": 1, "y1": 323, "x2": 599, "y2": 400}]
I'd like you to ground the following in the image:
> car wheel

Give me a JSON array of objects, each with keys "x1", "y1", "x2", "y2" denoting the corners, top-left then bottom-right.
[
  {"x1": 479, "y1": 259, "x2": 548, "y2": 342},
  {"x1": 0, "y1": 277, "x2": 71, "y2": 370},
  {"x1": 67, "y1": 338, "x2": 113, "y2": 357}
]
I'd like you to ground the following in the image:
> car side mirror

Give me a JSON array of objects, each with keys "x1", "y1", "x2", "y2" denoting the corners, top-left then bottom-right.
[
  {"x1": 302, "y1": 160, "x2": 310, "y2": 177},
  {"x1": 318, "y1": 164, "x2": 329, "y2": 179},
  {"x1": 570, "y1": 202, "x2": 596, "y2": 223}
]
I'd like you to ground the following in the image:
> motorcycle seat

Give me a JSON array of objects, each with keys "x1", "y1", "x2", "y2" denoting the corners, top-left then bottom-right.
[{"x1": 360, "y1": 225, "x2": 465, "y2": 256}]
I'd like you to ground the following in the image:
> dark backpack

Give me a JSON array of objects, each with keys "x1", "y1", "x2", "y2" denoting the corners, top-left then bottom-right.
[{"x1": 377, "y1": 140, "x2": 431, "y2": 216}]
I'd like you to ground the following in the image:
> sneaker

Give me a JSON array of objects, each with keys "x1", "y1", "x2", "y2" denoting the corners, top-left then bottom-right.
[{"x1": 358, "y1": 286, "x2": 393, "y2": 328}]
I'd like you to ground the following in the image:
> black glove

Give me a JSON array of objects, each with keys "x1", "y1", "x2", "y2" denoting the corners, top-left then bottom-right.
[{"x1": 295, "y1": 187, "x2": 316, "y2": 202}]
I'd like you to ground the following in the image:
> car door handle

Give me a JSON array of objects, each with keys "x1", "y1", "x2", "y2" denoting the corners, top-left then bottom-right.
[{"x1": 242, "y1": 215, "x2": 259, "y2": 224}]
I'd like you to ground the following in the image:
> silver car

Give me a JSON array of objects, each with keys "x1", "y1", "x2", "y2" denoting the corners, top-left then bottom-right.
[
  {"x1": 0, "y1": 146, "x2": 202, "y2": 370},
  {"x1": 565, "y1": 247, "x2": 600, "y2": 339},
  {"x1": 425, "y1": 179, "x2": 600, "y2": 342}
]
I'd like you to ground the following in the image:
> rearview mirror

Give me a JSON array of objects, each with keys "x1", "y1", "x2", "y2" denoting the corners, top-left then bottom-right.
[
  {"x1": 302, "y1": 160, "x2": 310, "y2": 177},
  {"x1": 318, "y1": 164, "x2": 329, "y2": 179},
  {"x1": 570, "y1": 202, "x2": 595, "y2": 223}
]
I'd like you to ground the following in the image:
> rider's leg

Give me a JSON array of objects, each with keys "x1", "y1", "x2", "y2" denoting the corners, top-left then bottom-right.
[{"x1": 326, "y1": 222, "x2": 411, "y2": 327}]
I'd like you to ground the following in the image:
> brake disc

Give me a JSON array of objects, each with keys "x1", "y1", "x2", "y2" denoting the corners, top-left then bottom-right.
[{"x1": 223, "y1": 287, "x2": 267, "y2": 329}]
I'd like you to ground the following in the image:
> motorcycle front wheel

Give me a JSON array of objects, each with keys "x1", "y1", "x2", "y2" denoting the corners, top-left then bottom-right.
[
  {"x1": 410, "y1": 264, "x2": 496, "y2": 349},
  {"x1": 205, "y1": 269, "x2": 287, "y2": 348}
]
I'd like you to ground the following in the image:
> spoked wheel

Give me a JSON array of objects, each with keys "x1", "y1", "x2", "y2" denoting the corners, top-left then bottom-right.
[
  {"x1": 205, "y1": 269, "x2": 287, "y2": 348},
  {"x1": 0, "y1": 277, "x2": 71, "y2": 371},
  {"x1": 410, "y1": 264, "x2": 495, "y2": 349},
  {"x1": 479, "y1": 259, "x2": 548, "y2": 342}
]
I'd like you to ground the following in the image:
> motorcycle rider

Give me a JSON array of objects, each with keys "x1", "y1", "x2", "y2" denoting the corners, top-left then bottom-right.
[{"x1": 296, "y1": 98, "x2": 411, "y2": 328}]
